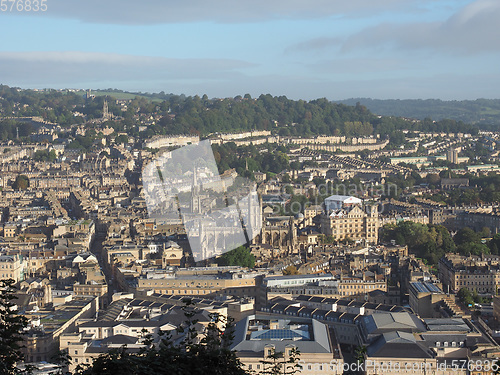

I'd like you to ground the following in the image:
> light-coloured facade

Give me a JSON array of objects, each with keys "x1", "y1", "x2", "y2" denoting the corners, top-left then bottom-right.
[
  {"x1": 138, "y1": 274, "x2": 257, "y2": 295},
  {"x1": 338, "y1": 274, "x2": 387, "y2": 298},
  {"x1": 321, "y1": 204, "x2": 379, "y2": 244},
  {"x1": 22, "y1": 296, "x2": 98, "y2": 363},
  {"x1": 439, "y1": 254, "x2": 500, "y2": 295},
  {"x1": 0, "y1": 254, "x2": 23, "y2": 282},
  {"x1": 232, "y1": 315, "x2": 344, "y2": 375},
  {"x1": 142, "y1": 135, "x2": 200, "y2": 149},
  {"x1": 408, "y1": 282, "x2": 447, "y2": 318}
]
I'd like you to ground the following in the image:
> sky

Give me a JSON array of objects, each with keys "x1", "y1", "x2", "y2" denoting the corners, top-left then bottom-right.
[{"x1": 0, "y1": 0, "x2": 499, "y2": 100}]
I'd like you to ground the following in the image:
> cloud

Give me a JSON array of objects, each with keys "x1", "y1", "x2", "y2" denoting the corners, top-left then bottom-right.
[
  {"x1": 286, "y1": 37, "x2": 342, "y2": 53},
  {"x1": 307, "y1": 58, "x2": 407, "y2": 75},
  {"x1": 341, "y1": 0, "x2": 500, "y2": 54},
  {"x1": 41, "y1": 0, "x2": 404, "y2": 24},
  {"x1": 285, "y1": 0, "x2": 500, "y2": 56},
  {"x1": 0, "y1": 51, "x2": 254, "y2": 87}
]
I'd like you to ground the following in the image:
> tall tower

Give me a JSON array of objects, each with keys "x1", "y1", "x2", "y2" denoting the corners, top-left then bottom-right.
[
  {"x1": 191, "y1": 167, "x2": 201, "y2": 214},
  {"x1": 447, "y1": 147, "x2": 460, "y2": 164},
  {"x1": 103, "y1": 100, "x2": 110, "y2": 120}
]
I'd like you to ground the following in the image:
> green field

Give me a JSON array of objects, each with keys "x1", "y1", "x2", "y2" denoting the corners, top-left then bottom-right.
[{"x1": 74, "y1": 90, "x2": 163, "y2": 102}]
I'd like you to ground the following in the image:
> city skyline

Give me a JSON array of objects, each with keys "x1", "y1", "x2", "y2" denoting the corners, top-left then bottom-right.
[{"x1": 0, "y1": 0, "x2": 499, "y2": 100}]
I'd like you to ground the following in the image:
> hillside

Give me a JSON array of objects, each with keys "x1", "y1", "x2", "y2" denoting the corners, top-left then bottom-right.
[
  {"x1": 0, "y1": 85, "x2": 480, "y2": 142},
  {"x1": 335, "y1": 98, "x2": 500, "y2": 127}
]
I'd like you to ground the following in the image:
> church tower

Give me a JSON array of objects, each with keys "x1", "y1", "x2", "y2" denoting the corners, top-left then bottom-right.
[
  {"x1": 102, "y1": 99, "x2": 111, "y2": 120},
  {"x1": 191, "y1": 167, "x2": 202, "y2": 214}
]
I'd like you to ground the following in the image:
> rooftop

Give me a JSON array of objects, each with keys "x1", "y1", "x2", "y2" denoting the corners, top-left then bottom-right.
[{"x1": 231, "y1": 315, "x2": 335, "y2": 356}]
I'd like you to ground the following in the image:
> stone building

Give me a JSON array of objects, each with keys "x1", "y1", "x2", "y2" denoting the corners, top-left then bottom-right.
[{"x1": 321, "y1": 196, "x2": 378, "y2": 244}]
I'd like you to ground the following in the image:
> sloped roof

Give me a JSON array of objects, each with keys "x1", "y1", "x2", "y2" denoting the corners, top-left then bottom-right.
[
  {"x1": 231, "y1": 315, "x2": 332, "y2": 355},
  {"x1": 363, "y1": 312, "x2": 425, "y2": 334},
  {"x1": 367, "y1": 331, "x2": 433, "y2": 359}
]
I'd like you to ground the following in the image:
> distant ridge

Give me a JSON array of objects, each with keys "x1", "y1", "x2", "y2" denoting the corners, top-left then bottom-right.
[{"x1": 334, "y1": 98, "x2": 500, "y2": 126}]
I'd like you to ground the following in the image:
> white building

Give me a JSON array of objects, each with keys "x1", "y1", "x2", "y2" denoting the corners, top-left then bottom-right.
[{"x1": 324, "y1": 195, "x2": 362, "y2": 212}]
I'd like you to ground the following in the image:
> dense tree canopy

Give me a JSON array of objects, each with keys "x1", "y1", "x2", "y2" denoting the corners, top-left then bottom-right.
[
  {"x1": 0, "y1": 279, "x2": 29, "y2": 375},
  {"x1": 380, "y1": 222, "x2": 456, "y2": 264},
  {"x1": 337, "y1": 97, "x2": 500, "y2": 126},
  {"x1": 381, "y1": 221, "x2": 498, "y2": 265},
  {"x1": 0, "y1": 85, "x2": 85, "y2": 125},
  {"x1": 33, "y1": 149, "x2": 57, "y2": 162},
  {"x1": 417, "y1": 174, "x2": 500, "y2": 206},
  {"x1": 0, "y1": 85, "x2": 481, "y2": 147},
  {"x1": 12, "y1": 175, "x2": 29, "y2": 190},
  {"x1": 216, "y1": 246, "x2": 255, "y2": 268},
  {"x1": 212, "y1": 143, "x2": 290, "y2": 177}
]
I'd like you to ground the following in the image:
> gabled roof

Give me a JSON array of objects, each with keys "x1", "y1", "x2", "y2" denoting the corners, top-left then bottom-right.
[
  {"x1": 362, "y1": 312, "x2": 425, "y2": 334},
  {"x1": 367, "y1": 331, "x2": 433, "y2": 359}
]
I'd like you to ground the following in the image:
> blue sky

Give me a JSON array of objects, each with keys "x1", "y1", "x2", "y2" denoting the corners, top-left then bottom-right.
[{"x1": 0, "y1": 0, "x2": 499, "y2": 100}]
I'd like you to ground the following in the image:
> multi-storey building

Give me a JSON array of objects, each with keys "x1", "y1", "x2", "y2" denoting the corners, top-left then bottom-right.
[
  {"x1": 263, "y1": 272, "x2": 387, "y2": 302},
  {"x1": 3, "y1": 223, "x2": 18, "y2": 238},
  {"x1": 337, "y1": 273, "x2": 387, "y2": 298},
  {"x1": 73, "y1": 283, "x2": 108, "y2": 300},
  {"x1": 231, "y1": 315, "x2": 344, "y2": 375},
  {"x1": 408, "y1": 282, "x2": 457, "y2": 318},
  {"x1": 142, "y1": 135, "x2": 200, "y2": 149},
  {"x1": 439, "y1": 253, "x2": 500, "y2": 295},
  {"x1": 320, "y1": 195, "x2": 378, "y2": 244},
  {"x1": 137, "y1": 271, "x2": 258, "y2": 297},
  {"x1": 493, "y1": 295, "x2": 500, "y2": 323},
  {"x1": 0, "y1": 254, "x2": 23, "y2": 282},
  {"x1": 21, "y1": 296, "x2": 98, "y2": 363}
]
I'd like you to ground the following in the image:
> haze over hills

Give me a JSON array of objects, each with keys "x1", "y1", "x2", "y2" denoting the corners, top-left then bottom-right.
[{"x1": 335, "y1": 98, "x2": 500, "y2": 127}]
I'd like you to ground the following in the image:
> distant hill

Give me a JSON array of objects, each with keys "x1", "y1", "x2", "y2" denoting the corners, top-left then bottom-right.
[
  {"x1": 74, "y1": 89, "x2": 173, "y2": 102},
  {"x1": 335, "y1": 98, "x2": 500, "y2": 127}
]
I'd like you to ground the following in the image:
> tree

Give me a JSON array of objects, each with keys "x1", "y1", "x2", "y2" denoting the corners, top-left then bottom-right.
[
  {"x1": 380, "y1": 222, "x2": 455, "y2": 265},
  {"x1": 114, "y1": 134, "x2": 129, "y2": 145},
  {"x1": 49, "y1": 350, "x2": 73, "y2": 375},
  {"x1": 458, "y1": 288, "x2": 474, "y2": 306},
  {"x1": 260, "y1": 347, "x2": 302, "y2": 375},
  {"x1": 454, "y1": 228, "x2": 481, "y2": 246},
  {"x1": 457, "y1": 242, "x2": 490, "y2": 256},
  {"x1": 426, "y1": 173, "x2": 441, "y2": 186},
  {"x1": 0, "y1": 279, "x2": 29, "y2": 375},
  {"x1": 216, "y1": 246, "x2": 255, "y2": 268},
  {"x1": 282, "y1": 266, "x2": 299, "y2": 275},
  {"x1": 33, "y1": 149, "x2": 57, "y2": 162},
  {"x1": 75, "y1": 304, "x2": 248, "y2": 375},
  {"x1": 12, "y1": 175, "x2": 29, "y2": 190},
  {"x1": 354, "y1": 345, "x2": 367, "y2": 365}
]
